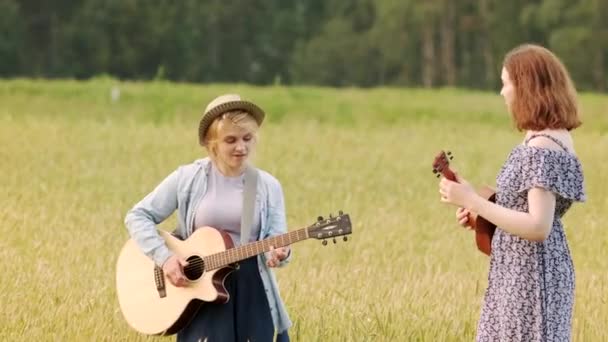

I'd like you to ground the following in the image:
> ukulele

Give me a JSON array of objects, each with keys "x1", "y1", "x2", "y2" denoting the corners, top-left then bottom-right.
[
  {"x1": 432, "y1": 151, "x2": 496, "y2": 256},
  {"x1": 116, "y1": 211, "x2": 352, "y2": 335}
]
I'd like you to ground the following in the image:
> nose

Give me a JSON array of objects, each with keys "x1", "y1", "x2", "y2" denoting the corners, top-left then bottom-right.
[{"x1": 235, "y1": 140, "x2": 246, "y2": 152}]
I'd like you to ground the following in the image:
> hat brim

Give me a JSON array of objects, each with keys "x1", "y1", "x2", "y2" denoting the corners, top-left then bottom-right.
[{"x1": 198, "y1": 100, "x2": 265, "y2": 146}]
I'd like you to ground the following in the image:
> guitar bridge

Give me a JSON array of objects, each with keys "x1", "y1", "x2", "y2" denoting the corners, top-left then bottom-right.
[{"x1": 154, "y1": 265, "x2": 167, "y2": 298}]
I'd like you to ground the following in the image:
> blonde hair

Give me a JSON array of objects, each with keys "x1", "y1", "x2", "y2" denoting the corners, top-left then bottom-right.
[{"x1": 203, "y1": 110, "x2": 259, "y2": 160}]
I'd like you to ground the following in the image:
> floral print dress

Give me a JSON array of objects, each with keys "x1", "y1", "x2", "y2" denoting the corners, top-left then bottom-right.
[{"x1": 476, "y1": 134, "x2": 586, "y2": 342}]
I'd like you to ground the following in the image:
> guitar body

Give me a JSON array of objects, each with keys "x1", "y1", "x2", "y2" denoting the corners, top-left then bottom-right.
[
  {"x1": 115, "y1": 227, "x2": 235, "y2": 336},
  {"x1": 468, "y1": 186, "x2": 497, "y2": 256},
  {"x1": 116, "y1": 211, "x2": 352, "y2": 336}
]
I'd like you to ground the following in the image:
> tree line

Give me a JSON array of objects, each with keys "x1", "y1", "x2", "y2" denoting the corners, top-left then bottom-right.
[{"x1": 1, "y1": 0, "x2": 606, "y2": 91}]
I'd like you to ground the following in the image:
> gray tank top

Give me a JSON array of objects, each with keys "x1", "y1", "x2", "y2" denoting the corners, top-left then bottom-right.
[{"x1": 193, "y1": 164, "x2": 261, "y2": 245}]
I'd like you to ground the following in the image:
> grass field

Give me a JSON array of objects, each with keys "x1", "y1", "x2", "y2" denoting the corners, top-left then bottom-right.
[{"x1": 1, "y1": 79, "x2": 607, "y2": 341}]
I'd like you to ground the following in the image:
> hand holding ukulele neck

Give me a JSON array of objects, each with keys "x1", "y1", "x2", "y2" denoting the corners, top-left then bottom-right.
[{"x1": 432, "y1": 150, "x2": 496, "y2": 256}]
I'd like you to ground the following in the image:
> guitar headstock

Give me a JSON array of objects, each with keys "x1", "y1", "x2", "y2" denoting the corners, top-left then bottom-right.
[
  {"x1": 307, "y1": 211, "x2": 352, "y2": 245},
  {"x1": 432, "y1": 150, "x2": 456, "y2": 181}
]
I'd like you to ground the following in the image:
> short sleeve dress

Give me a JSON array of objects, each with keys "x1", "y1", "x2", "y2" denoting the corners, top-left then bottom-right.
[{"x1": 476, "y1": 134, "x2": 586, "y2": 342}]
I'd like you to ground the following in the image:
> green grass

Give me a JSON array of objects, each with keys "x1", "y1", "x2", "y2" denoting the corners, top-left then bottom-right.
[{"x1": 1, "y1": 79, "x2": 606, "y2": 341}]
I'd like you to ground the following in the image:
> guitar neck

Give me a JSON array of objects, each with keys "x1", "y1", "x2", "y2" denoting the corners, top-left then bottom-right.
[
  {"x1": 442, "y1": 167, "x2": 458, "y2": 183},
  {"x1": 203, "y1": 228, "x2": 309, "y2": 270}
]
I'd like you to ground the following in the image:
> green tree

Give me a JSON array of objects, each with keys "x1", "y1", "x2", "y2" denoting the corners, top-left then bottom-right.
[{"x1": 0, "y1": 0, "x2": 23, "y2": 76}]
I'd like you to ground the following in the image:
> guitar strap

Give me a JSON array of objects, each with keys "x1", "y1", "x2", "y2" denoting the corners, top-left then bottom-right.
[{"x1": 240, "y1": 166, "x2": 259, "y2": 245}]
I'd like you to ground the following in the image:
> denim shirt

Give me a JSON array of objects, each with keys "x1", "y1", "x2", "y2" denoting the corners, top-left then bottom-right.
[{"x1": 124, "y1": 158, "x2": 292, "y2": 333}]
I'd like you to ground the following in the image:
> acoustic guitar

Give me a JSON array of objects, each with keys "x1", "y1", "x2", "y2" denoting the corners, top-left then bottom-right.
[
  {"x1": 432, "y1": 151, "x2": 496, "y2": 256},
  {"x1": 116, "y1": 211, "x2": 352, "y2": 335}
]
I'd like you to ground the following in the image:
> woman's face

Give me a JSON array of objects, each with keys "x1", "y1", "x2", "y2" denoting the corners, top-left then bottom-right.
[
  {"x1": 213, "y1": 122, "x2": 255, "y2": 173},
  {"x1": 500, "y1": 67, "x2": 515, "y2": 111}
]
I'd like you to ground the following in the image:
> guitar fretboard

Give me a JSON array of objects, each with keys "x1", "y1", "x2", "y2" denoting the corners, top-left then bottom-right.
[{"x1": 203, "y1": 228, "x2": 309, "y2": 270}]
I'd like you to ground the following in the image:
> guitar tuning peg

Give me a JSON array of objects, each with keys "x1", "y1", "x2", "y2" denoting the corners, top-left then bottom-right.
[
  {"x1": 436, "y1": 174, "x2": 440, "y2": 178},
  {"x1": 333, "y1": 237, "x2": 337, "y2": 244},
  {"x1": 447, "y1": 151, "x2": 452, "y2": 155},
  {"x1": 329, "y1": 213, "x2": 334, "y2": 219},
  {"x1": 339, "y1": 210, "x2": 343, "y2": 216},
  {"x1": 432, "y1": 169, "x2": 438, "y2": 174},
  {"x1": 317, "y1": 216, "x2": 323, "y2": 222},
  {"x1": 343, "y1": 236, "x2": 348, "y2": 242},
  {"x1": 322, "y1": 240, "x2": 328, "y2": 246}
]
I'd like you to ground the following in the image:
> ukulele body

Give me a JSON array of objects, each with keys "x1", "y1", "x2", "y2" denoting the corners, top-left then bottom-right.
[{"x1": 468, "y1": 186, "x2": 496, "y2": 256}]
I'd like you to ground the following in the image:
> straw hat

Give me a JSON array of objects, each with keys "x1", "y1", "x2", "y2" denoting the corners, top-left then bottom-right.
[{"x1": 198, "y1": 94, "x2": 265, "y2": 146}]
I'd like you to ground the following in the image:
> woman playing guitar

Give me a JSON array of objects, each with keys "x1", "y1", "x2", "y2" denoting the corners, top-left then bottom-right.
[{"x1": 124, "y1": 94, "x2": 291, "y2": 341}]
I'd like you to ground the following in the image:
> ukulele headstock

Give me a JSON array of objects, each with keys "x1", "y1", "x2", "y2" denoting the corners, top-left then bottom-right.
[
  {"x1": 307, "y1": 211, "x2": 352, "y2": 246},
  {"x1": 432, "y1": 150, "x2": 456, "y2": 181}
]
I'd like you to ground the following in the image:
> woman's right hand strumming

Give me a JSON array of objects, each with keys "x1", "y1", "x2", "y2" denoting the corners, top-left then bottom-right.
[
  {"x1": 456, "y1": 207, "x2": 472, "y2": 229},
  {"x1": 162, "y1": 255, "x2": 189, "y2": 287}
]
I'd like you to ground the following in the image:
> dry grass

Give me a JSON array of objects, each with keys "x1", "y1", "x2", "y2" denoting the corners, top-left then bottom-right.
[{"x1": 1, "y1": 80, "x2": 606, "y2": 341}]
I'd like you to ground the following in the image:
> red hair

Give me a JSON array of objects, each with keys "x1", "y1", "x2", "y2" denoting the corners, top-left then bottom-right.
[{"x1": 503, "y1": 44, "x2": 581, "y2": 131}]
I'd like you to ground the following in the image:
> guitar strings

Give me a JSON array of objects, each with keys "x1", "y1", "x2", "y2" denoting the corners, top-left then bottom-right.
[
  {"x1": 178, "y1": 243, "x2": 292, "y2": 271},
  {"x1": 171, "y1": 229, "x2": 310, "y2": 272}
]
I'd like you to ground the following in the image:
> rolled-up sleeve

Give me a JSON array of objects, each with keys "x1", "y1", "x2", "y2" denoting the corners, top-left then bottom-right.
[
  {"x1": 265, "y1": 178, "x2": 292, "y2": 267},
  {"x1": 124, "y1": 168, "x2": 181, "y2": 267}
]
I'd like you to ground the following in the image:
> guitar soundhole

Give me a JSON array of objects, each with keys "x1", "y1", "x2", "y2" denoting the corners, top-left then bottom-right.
[{"x1": 183, "y1": 255, "x2": 204, "y2": 281}]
